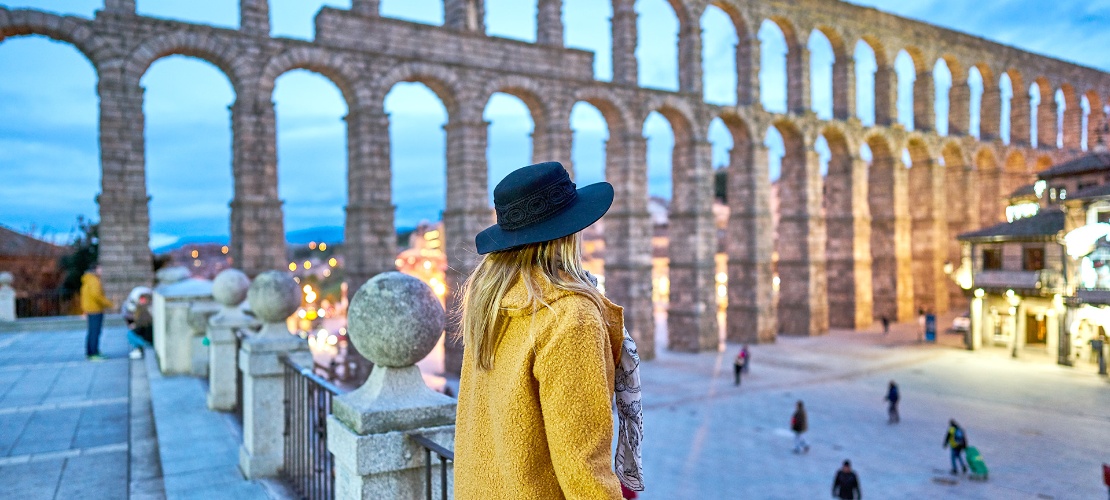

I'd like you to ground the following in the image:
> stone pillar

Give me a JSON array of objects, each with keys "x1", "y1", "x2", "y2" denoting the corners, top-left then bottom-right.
[
  {"x1": 913, "y1": 71, "x2": 935, "y2": 132},
  {"x1": 533, "y1": 120, "x2": 574, "y2": 173},
  {"x1": 777, "y1": 147, "x2": 828, "y2": 336},
  {"x1": 611, "y1": 0, "x2": 637, "y2": 86},
  {"x1": 445, "y1": 0, "x2": 484, "y2": 32},
  {"x1": 442, "y1": 118, "x2": 490, "y2": 375},
  {"x1": 350, "y1": 0, "x2": 379, "y2": 16},
  {"x1": 206, "y1": 269, "x2": 258, "y2": 411},
  {"x1": 826, "y1": 154, "x2": 873, "y2": 329},
  {"x1": 239, "y1": 0, "x2": 270, "y2": 36},
  {"x1": 536, "y1": 0, "x2": 563, "y2": 47},
  {"x1": 187, "y1": 302, "x2": 221, "y2": 376},
  {"x1": 328, "y1": 273, "x2": 454, "y2": 499},
  {"x1": 787, "y1": 44, "x2": 810, "y2": 114},
  {"x1": 239, "y1": 271, "x2": 307, "y2": 479},
  {"x1": 346, "y1": 107, "x2": 396, "y2": 288},
  {"x1": 1037, "y1": 100, "x2": 1056, "y2": 149},
  {"x1": 979, "y1": 168, "x2": 1003, "y2": 227},
  {"x1": 604, "y1": 133, "x2": 654, "y2": 358},
  {"x1": 98, "y1": 71, "x2": 153, "y2": 302},
  {"x1": 949, "y1": 80, "x2": 970, "y2": 136},
  {"x1": 1087, "y1": 106, "x2": 1106, "y2": 150},
  {"x1": 230, "y1": 96, "x2": 285, "y2": 276},
  {"x1": 103, "y1": 0, "x2": 135, "y2": 13},
  {"x1": 909, "y1": 159, "x2": 948, "y2": 315},
  {"x1": 677, "y1": 18, "x2": 701, "y2": 94},
  {"x1": 874, "y1": 65, "x2": 898, "y2": 127},
  {"x1": 946, "y1": 165, "x2": 975, "y2": 308},
  {"x1": 1063, "y1": 103, "x2": 1083, "y2": 150},
  {"x1": 970, "y1": 292, "x2": 983, "y2": 350},
  {"x1": 1010, "y1": 92, "x2": 1031, "y2": 147},
  {"x1": 737, "y1": 34, "x2": 760, "y2": 107},
  {"x1": 727, "y1": 144, "x2": 775, "y2": 343},
  {"x1": 980, "y1": 86, "x2": 1002, "y2": 141},
  {"x1": 832, "y1": 57, "x2": 855, "y2": 121},
  {"x1": 152, "y1": 278, "x2": 214, "y2": 375},
  {"x1": 0, "y1": 272, "x2": 14, "y2": 322},
  {"x1": 667, "y1": 139, "x2": 718, "y2": 352},
  {"x1": 869, "y1": 154, "x2": 914, "y2": 323}
]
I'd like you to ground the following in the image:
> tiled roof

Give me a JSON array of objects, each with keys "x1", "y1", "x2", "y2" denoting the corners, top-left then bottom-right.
[
  {"x1": 957, "y1": 209, "x2": 1065, "y2": 242},
  {"x1": 1008, "y1": 183, "x2": 1037, "y2": 199},
  {"x1": 1070, "y1": 182, "x2": 1110, "y2": 200},
  {"x1": 0, "y1": 225, "x2": 65, "y2": 257},
  {"x1": 1037, "y1": 152, "x2": 1110, "y2": 179}
]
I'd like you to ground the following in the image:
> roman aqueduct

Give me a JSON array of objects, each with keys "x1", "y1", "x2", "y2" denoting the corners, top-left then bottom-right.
[{"x1": 3, "y1": 0, "x2": 1109, "y2": 372}]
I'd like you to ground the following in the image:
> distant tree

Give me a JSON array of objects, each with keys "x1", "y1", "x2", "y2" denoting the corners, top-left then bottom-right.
[
  {"x1": 58, "y1": 216, "x2": 98, "y2": 299},
  {"x1": 714, "y1": 168, "x2": 728, "y2": 203}
]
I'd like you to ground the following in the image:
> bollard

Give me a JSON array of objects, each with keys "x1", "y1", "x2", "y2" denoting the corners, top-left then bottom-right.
[
  {"x1": 327, "y1": 272, "x2": 455, "y2": 499},
  {"x1": 206, "y1": 269, "x2": 258, "y2": 411},
  {"x1": 239, "y1": 270, "x2": 308, "y2": 479}
]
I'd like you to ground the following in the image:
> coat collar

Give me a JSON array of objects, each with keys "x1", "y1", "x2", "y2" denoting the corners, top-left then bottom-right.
[{"x1": 498, "y1": 268, "x2": 624, "y2": 341}]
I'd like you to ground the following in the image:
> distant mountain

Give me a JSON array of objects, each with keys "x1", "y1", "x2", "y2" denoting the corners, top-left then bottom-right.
[
  {"x1": 153, "y1": 235, "x2": 228, "y2": 254},
  {"x1": 154, "y1": 225, "x2": 422, "y2": 253}
]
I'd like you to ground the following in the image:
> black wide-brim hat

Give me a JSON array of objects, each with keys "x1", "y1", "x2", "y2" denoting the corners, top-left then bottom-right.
[{"x1": 476, "y1": 161, "x2": 613, "y2": 255}]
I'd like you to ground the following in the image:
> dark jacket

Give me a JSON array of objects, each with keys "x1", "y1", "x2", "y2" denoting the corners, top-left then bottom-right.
[
  {"x1": 886, "y1": 385, "x2": 899, "y2": 403},
  {"x1": 791, "y1": 408, "x2": 807, "y2": 433},
  {"x1": 944, "y1": 425, "x2": 967, "y2": 450},
  {"x1": 833, "y1": 470, "x2": 861, "y2": 499}
]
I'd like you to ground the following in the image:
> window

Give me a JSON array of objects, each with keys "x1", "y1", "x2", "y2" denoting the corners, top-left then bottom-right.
[
  {"x1": 982, "y1": 248, "x2": 1002, "y2": 270},
  {"x1": 1098, "y1": 211, "x2": 1110, "y2": 224},
  {"x1": 1023, "y1": 246, "x2": 1045, "y2": 271}
]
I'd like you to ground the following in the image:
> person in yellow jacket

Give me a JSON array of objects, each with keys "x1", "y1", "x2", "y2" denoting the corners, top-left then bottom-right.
[
  {"x1": 80, "y1": 263, "x2": 115, "y2": 360},
  {"x1": 454, "y1": 162, "x2": 626, "y2": 499}
]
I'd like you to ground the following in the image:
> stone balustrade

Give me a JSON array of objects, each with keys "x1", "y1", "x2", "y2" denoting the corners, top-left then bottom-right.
[
  {"x1": 327, "y1": 271, "x2": 455, "y2": 499},
  {"x1": 152, "y1": 275, "x2": 214, "y2": 375}
]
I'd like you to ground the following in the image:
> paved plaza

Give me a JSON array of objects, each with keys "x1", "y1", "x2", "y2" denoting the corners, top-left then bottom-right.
[{"x1": 0, "y1": 316, "x2": 1107, "y2": 499}]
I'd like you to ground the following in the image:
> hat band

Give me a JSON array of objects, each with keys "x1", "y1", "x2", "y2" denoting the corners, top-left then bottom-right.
[{"x1": 495, "y1": 180, "x2": 578, "y2": 231}]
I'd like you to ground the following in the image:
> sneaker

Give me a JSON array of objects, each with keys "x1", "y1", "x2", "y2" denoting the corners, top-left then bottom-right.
[
  {"x1": 87, "y1": 354, "x2": 106, "y2": 362},
  {"x1": 129, "y1": 348, "x2": 143, "y2": 360}
]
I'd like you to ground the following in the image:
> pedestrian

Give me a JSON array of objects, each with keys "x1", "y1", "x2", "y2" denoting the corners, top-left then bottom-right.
[
  {"x1": 791, "y1": 400, "x2": 809, "y2": 454},
  {"x1": 880, "y1": 315, "x2": 890, "y2": 335},
  {"x1": 733, "y1": 348, "x2": 747, "y2": 386},
  {"x1": 943, "y1": 419, "x2": 969, "y2": 475},
  {"x1": 884, "y1": 380, "x2": 900, "y2": 424},
  {"x1": 740, "y1": 344, "x2": 751, "y2": 373},
  {"x1": 917, "y1": 308, "x2": 926, "y2": 338},
  {"x1": 454, "y1": 162, "x2": 643, "y2": 498},
  {"x1": 832, "y1": 460, "x2": 861, "y2": 500},
  {"x1": 80, "y1": 263, "x2": 115, "y2": 361},
  {"x1": 121, "y1": 286, "x2": 154, "y2": 359}
]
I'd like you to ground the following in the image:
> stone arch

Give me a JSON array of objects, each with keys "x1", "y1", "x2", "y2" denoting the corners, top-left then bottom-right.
[
  {"x1": 642, "y1": 94, "x2": 699, "y2": 141},
  {"x1": 258, "y1": 47, "x2": 367, "y2": 109},
  {"x1": 1034, "y1": 154, "x2": 1054, "y2": 172},
  {"x1": 572, "y1": 86, "x2": 634, "y2": 136},
  {"x1": 942, "y1": 141, "x2": 972, "y2": 306},
  {"x1": 1085, "y1": 90, "x2": 1105, "y2": 150},
  {"x1": 857, "y1": 34, "x2": 894, "y2": 125},
  {"x1": 865, "y1": 131, "x2": 912, "y2": 321},
  {"x1": 1031, "y1": 76, "x2": 1054, "y2": 148},
  {"x1": 906, "y1": 134, "x2": 947, "y2": 314},
  {"x1": 0, "y1": 8, "x2": 116, "y2": 69},
  {"x1": 480, "y1": 75, "x2": 551, "y2": 132},
  {"x1": 768, "y1": 16, "x2": 807, "y2": 114},
  {"x1": 1058, "y1": 83, "x2": 1081, "y2": 150},
  {"x1": 706, "y1": 1, "x2": 756, "y2": 105},
  {"x1": 124, "y1": 31, "x2": 249, "y2": 92},
  {"x1": 374, "y1": 62, "x2": 462, "y2": 118}
]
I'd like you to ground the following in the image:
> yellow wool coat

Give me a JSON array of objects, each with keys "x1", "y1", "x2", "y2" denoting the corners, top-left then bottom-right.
[
  {"x1": 79, "y1": 273, "x2": 114, "y2": 314},
  {"x1": 454, "y1": 271, "x2": 625, "y2": 500}
]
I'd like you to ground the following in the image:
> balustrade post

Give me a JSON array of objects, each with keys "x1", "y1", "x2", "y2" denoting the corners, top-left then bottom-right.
[
  {"x1": 206, "y1": 269, "x2": 259, "y2": 411},
  {"x1": 0, "y1": 272, "x2": 14, "y2": 322},
  {"x1": 327, "y1": 272, "x2": 455, "y2": 499},
  {"x1": 152, "y1": 272, "x2": 214, "y2": 375},
  {"x1": 239, "y1": 271, "x2": 309, "y2": 479}
]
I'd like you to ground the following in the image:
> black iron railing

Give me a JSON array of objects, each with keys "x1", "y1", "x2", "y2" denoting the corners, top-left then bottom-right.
[
  {"x1": 15, "y1": 290, "x2": 69, "y2": 317},
  {"x1": 282, "y1": 354, "x2": 344, "y2": 500},
  {"x1": 234, "y1": 328, "x2": 248, "y2": 425},
  {"x1": 408, "y1": 433, "x2": 454, "y2": 500}
]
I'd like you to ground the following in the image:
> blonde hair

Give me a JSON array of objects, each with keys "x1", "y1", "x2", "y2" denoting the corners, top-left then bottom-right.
[{"x1": 456, "y1": 233, "x2": 606, "y2": 370}]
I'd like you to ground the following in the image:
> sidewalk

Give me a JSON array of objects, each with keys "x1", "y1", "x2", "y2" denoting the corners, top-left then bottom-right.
[{"x1": 0, "y1": 326, "x2": 130, "y2": 500}]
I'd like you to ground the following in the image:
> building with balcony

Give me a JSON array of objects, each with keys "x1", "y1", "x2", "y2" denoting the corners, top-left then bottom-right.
[{"x1": 959, "y1": 144, "x2": 1110, "y2": 368}]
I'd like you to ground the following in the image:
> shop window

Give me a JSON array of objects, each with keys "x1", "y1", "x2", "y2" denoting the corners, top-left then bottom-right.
[
  {"x1": 982, "y1": 248, "x2": 1002, "y2": 270},
  {"x1": 1023, "y1": 246, "x2": 1045, "y2": 271},
  {"x1": 1098, "y1": 211, "x2": 1110, "y2": 224}
]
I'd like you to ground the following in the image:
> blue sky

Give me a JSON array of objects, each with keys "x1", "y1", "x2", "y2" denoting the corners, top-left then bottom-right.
[{"x1": 1, "y1": 0, "x2": 1108, "y2": 248}]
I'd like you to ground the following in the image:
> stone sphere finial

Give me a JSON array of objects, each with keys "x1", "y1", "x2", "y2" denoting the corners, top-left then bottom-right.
[
  {"x1": 212, "y1": 269, "x2": 250, "y2": 307},
  {"x1": 0, "y1": 272, "x2": 12, "y2": 287},
  {"x1": 247, "y1": 271, "x2": 301, "y2": 324},
  {"x1": 347, "y1": 272, "x2": 445, "y2": 368}
]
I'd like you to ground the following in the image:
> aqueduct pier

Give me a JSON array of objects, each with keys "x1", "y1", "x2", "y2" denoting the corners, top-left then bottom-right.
[{"x1": 3, "y1": 0, "x2": 1109, "y2": 372}]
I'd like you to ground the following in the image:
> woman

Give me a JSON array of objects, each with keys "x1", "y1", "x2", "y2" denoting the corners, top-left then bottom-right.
[{"x1": 454, "y1": 162, "x2": 642, "y2": 499}]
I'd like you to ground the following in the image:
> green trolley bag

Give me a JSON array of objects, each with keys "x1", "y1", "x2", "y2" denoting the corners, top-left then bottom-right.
[{"x1": 965, "y1": 446, "x2": 988, "y2": 481}]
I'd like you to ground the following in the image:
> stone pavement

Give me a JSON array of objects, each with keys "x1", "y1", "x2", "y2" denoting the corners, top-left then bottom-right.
[
  {"x1": 0, "y1": 324, "x2": 130, "y2": 500},
  {"x1": 639, "y1": 313, "x2": 1110, "y2": 499}
]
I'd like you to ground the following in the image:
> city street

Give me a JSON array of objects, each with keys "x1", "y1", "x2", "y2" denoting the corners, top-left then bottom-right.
[{"x1": 639, "y1": 318, "x2": 1110, "y2": 499}]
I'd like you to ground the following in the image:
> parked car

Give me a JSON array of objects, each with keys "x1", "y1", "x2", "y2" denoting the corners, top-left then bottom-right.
[{"x1": 952, "y1": 312, "x2": 971, "y2": 332}]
